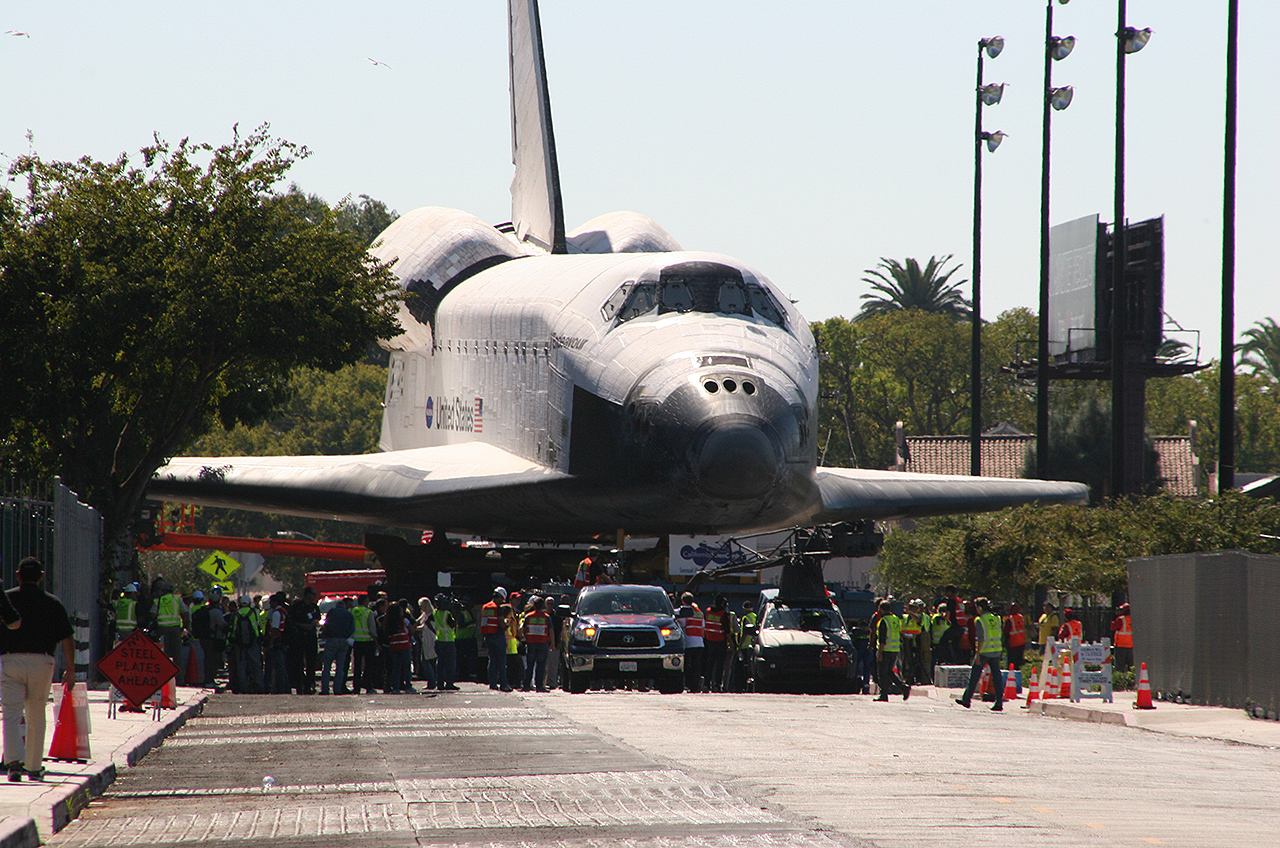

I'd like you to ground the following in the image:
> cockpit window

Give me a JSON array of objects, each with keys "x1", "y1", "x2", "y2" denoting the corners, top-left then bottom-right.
[
  {"x1": 660, "y1": 281, "x2": 693, "y2": 312},
  {"x1": 601, "y1": 283, "x2": 631, "y2": 321},
  {"x1": 618, "y1": 283, "x2": 657, "y2": 321},
  {"x1": 718, "y1": 282, "x2": 749, "y2": 315},
  {"x1": 749, "y1": 285, "x2": 784, "y2": 325},
  {"x1": 601, "y1": 261, "x2": 789, "y2": 330}
]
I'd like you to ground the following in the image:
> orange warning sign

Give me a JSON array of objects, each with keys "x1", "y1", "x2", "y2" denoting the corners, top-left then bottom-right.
[{"x1": 96, "y1": 631, "x2": 179, "y2": 706}]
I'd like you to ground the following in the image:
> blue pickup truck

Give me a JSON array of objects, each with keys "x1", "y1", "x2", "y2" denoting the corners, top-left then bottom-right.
[{"x1": 559, "y1": 584, "x2": 686, "y2": 693}]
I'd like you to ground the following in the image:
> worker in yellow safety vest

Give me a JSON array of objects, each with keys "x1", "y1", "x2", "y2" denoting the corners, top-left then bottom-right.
[
  {"x1": 955, "y1": 597, "x2": 1005, "y2": 711},
  {"x1": 433, "y1": 596, "x2": 459, "y2": 690},
  {"x1": 874, "y1": 599, "x2": 910, "y2": 701},
  {"x1": 114, "y1": 584, "x2": 139, "y2": 643},
  {"x1": 150, "y1": 581, "x2": 189, "y2": 667}
]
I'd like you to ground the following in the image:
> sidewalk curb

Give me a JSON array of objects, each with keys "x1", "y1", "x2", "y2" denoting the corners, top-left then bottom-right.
[
  {"x1": 0, "y1": 692, "x2": 209, "y2": 848},
  {"x1": 1032, "y1": 699, "x2": 1130, "y2": 726}
]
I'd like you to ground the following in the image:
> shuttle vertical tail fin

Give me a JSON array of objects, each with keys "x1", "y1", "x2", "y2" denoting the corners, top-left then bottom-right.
[{"x1": 508, "y1": 0, "x2": 566, "y2": 253}]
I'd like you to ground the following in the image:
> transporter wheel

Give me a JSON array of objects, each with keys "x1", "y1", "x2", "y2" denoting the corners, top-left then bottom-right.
[
  {"x1": 657, "y1": 673, "x2": 684, "y2": 694},
  {"x1": 566, "y1": 667, "x2": 589, "y2": 694}
]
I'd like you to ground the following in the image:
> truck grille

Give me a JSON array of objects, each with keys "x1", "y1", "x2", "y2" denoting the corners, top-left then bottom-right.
[{"x1": 597, "y1": 628, "x2": 661, "y2": 649}]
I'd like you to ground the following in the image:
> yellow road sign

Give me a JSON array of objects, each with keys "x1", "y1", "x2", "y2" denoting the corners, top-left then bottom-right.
[
  {"x1": 211, "y1": 580, "x2": 235, "y2": 596},
  {"x1": 198, "y1": 551, "x2": 242, "y2": 579}
]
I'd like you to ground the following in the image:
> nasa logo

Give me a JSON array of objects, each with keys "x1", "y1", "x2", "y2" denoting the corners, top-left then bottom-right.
[
  {"x1": 424, "y1": 396, "x2": 433, "y2": 429},
  {"x1": 679, "y1": 543, "x2": 748, "y2": 568}
]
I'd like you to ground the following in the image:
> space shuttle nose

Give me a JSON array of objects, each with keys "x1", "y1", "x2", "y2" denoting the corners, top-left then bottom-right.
[{"x1": 694, "y1": 423, "x2": 781, "y2": 500}]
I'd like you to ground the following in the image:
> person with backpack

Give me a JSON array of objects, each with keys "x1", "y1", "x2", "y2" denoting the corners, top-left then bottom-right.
[{"x1": 230, "y1": 595, "x2": 264, "y2": 693}]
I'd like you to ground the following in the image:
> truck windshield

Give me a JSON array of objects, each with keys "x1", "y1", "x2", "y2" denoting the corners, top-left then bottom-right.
[
  {"x1": 578, "y1": 590, "x2": 673, "y2": 616},
  {"x1": 763, "y1": 607, "x2": 846, "y2": 633}
]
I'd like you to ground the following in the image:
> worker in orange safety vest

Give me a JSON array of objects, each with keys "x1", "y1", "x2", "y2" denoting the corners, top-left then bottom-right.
[
  {"x1": 480, "y1": 587, "x2": 511, "y2": 691},
  {"x1": 678, "y1": 592, "x2": 704, "y2": 693},
  {"x1": 1110, "y1": 602, "x2": 1133, "y2": 672},
  {"x1": 573, "y1": 546, "x2": 598, "y2": 589},
  {"x1": 1003, "y1": 602, "x2": 1027, "y2": 669},
  {"x1": 1056, "y1": 607, "x2": 1083, "y2": 643},
  {"x1": 702, "y1": 595, "x2": 730, "y2": 693}
]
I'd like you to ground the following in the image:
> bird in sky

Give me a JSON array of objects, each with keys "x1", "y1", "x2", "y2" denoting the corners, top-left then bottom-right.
[
  {"x1": 364, "y1": 56, "x2": 391, "y2": 69},
  {"x1": 6, "y1": 30, "x2": 31, "y2": 37}
]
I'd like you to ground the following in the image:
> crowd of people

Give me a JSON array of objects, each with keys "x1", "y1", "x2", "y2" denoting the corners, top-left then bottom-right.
[
  {"x1": 112, "y1": 577, "x2": 581, "y2": 696},
  {"x1": 857, "y1": 584, "x2": 1135, "y2": 704},
  {"x1": 112, "y1": 567, "x2": 1136, "y2": 701}
]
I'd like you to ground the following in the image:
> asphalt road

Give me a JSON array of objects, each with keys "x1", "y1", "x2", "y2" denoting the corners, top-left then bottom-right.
[{"x1": 46, "y1": 685, "x2": 1280, "y2": 848}]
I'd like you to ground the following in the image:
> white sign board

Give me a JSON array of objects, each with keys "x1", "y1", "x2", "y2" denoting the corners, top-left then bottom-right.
[
  {"x1": 668, "y1": 535, "x2": 754, "y2": 577},
  {"x1": 1049, "y1": 214, "x2": 1099, "y2": 358}
]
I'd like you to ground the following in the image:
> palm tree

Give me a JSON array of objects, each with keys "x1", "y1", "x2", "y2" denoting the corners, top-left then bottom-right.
[
  {"x1": 855, "y1": 255, "x2": 970, "y2": 322},
  {"x1": 1237, "y1": 318, "x2": 1280, "y2": 382}
]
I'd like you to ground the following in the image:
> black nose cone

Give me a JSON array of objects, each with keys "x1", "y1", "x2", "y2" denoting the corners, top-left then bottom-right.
[{"x1": 695, "y1": 424, "x2": 780, "y2": 499}]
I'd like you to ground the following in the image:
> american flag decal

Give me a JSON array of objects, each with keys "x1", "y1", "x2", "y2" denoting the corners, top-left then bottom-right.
[{"x1": 474, "y1": 398, "x2": 484, "y2": 433}]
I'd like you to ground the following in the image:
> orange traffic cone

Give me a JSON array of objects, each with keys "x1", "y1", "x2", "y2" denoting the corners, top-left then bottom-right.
[
  {"x1": 976, "y1": 665, "x2": 992, "y2": 698},
  {"x1": 1134, "y1": 662, "x2": 1156, "y2": 709},
  {"x1": 47, "y1": 684, "x2": 90, "y2": 762},
  {"x1": 160, "y1": 676, "x2": 177, "y2": 709},
  {"x1": 184, "y1": 645, "x2": 201, "y2": 685},
  {"x1": 1042, "y1": 663, "x2": 1057, "y2": 700},
  {"x1": 1023, "y1": 665, "x2": 1041, "y2": 708},
  {"x1": 1002, "y1": 663, "x2": 1018, "y2": 702},
  {"x1": 1058, "y1": 657, "x2": 1072, "y2": 699}
]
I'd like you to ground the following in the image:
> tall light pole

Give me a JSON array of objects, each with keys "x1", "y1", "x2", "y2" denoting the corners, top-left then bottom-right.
[
  {"x1": 1109, "y1": 3, "x2": 1153, "y2": 498},
  {"x1": 971, "y1": 36, "x2": 1006, "y2": 477},
  {"x1": 1219, "y1": 0, "x2": 1239, "y2": 492},
  {"x1": 1035, "y1": 0, "x2": 1075, "y2": 479}
]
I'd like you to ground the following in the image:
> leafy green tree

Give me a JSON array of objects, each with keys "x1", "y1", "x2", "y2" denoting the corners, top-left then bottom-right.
[
  {"x1": 815, "y1": 311, "x2": 970, "y2": 467},
  {"x1": 878, "y1": 493, "x2": 1280, "y2": 603},
  {"x1": 855, "y1": 255, "x2": 970, "y2": 322},
  {"x1": 1237, "y1": 317, "x2": 1280, "y2": 382},
  {"x1": 0, "y1": 127, "x2": 401, "y2": 613},
  {"x1": 1027, "y1": 390, "x2": 1160, "y2": 503},
  {"x1": 283, "y1": 185, "x2": 399, "y2": 248},
  {"x1": 171, "y1": 362, "x2": 401, "y2": 590},
  {"x1": 1146, "y1": 365, "x2": 1280, "y2": 475},
  {"x1": 187, "y1": 363, "x2": 386, "y2": 458},
  {"x1": 815, "y1": 308, "x2": 1065, "y2": 468}
]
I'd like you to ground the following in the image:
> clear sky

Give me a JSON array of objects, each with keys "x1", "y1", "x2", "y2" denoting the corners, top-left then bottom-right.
[{"x1": 3, "y1": 1, "x2": 1276, "y2": 360}]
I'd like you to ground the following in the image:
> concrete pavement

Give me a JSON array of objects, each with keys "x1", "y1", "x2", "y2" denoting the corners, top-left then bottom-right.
[
  {"x1": 0, "y1": 686, "x2": 208, "y2": 848},
  {"x1": 924, "y1": 683, "x2": 1280, "y2": 748},
  {"x1": 546, "y1": 683, "x2": 1280, "y2": 848},
  {"x1": 7, "y1": 680, "x2": 1277, "y2": 847}
]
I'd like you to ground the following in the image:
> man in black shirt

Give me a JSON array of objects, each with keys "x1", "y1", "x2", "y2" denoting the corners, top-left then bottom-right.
[{"x1": 0, "y1": 557, "x2": 73, "y2": 782}]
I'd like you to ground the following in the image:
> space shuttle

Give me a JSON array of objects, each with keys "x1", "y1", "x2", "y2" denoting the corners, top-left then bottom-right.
[{"x1": 149, "y1": 0, "x2": 1087, "y2": 542}]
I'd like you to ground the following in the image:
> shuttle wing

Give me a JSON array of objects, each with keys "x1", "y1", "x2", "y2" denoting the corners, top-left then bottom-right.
[
  {"x1": 810, "y1": 467, "x2": 1089, "y2": 524},
  {"x1": 149, "y1": 443, "x2": 570, "y2": 531}
]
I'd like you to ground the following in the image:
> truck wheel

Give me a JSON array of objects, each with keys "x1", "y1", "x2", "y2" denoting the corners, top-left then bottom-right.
[
  {"x1": 657, "y1": 673, "x2": 684, "y2": 694},
  {"x1": 566, "y1": 668, "x2": 589, "y2": 694}
]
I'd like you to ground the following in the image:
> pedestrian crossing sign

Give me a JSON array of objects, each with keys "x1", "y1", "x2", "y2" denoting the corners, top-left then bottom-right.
[
  {"x1": 198, "y1": 551, "x2": 242, "y2": 579},
  {"x1": 211, "y1": 580, "x2": 235, "y2": 595}
]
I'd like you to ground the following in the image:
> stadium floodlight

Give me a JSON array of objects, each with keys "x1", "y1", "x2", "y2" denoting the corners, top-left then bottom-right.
[
  {"x1": 1050, "y1": 35, "x2": 1077, "y2": 60},
  {"x1": 1122, "y1": 26, "x2": 1153, "y2": 54}
]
